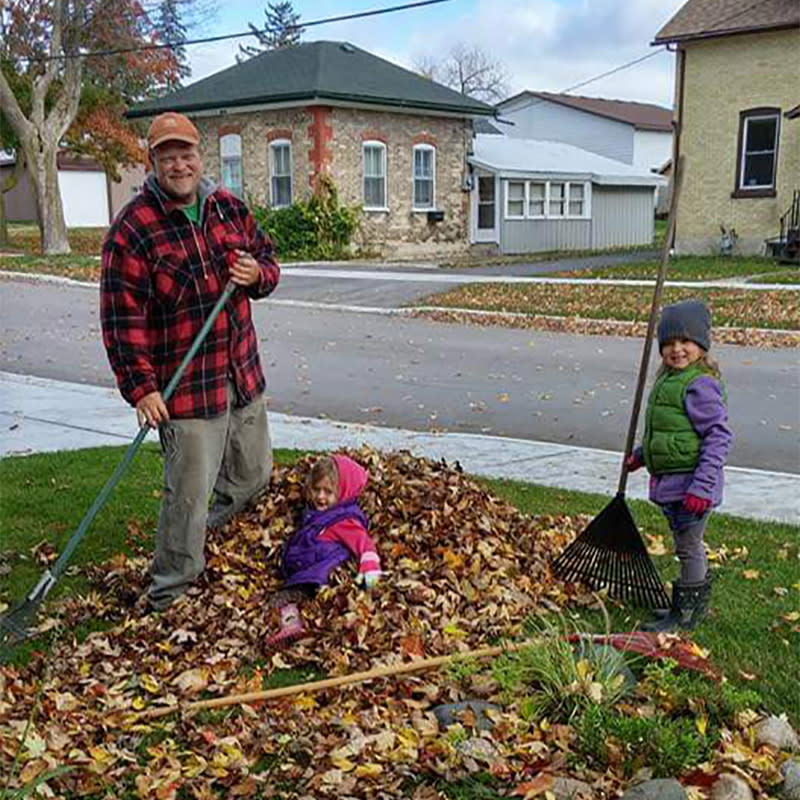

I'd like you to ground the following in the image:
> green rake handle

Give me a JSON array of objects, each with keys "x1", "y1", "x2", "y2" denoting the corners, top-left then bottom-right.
[{"x1": 23, "y1": 281, "x2": 237, "y2": 607}]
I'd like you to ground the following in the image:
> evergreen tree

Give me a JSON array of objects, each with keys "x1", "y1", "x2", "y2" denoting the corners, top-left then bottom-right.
[
  {"x1": 158, "y1": 0, "x2": 191, "y2": 90},
  {"x1": 238, "y1": 1, "x2": 303, "y2": 61}
]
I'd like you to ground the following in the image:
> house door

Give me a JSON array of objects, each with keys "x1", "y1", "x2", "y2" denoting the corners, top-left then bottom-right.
[{"x1": 472, "y1": 171, "x2": 498, "y2": 243}]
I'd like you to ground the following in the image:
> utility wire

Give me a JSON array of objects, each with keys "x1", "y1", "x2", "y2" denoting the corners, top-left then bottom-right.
[{"x1": 8, "y1": 0, "x2": 450, "y2": 64}]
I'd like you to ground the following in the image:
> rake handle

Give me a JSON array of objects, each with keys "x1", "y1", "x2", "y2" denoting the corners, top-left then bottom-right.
[
  {"x1": 135, "y1": 639, "x2": 539, "y2": 722},
  {"x1": 618, "y1": 157, "x2": 684, "y2": 495},
  {"x1": 42, "y1": 282, "x2": 237, "y2": 594}
]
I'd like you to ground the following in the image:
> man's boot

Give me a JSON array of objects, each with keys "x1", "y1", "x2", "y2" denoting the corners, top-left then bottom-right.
[{"x1": 642, "y1": 579, "x2": 706, "y2": 633}]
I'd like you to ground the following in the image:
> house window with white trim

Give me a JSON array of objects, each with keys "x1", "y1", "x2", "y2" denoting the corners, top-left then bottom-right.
[
  {"x1": 506, "y1": 181, "x2": 525, "y2": 218},
  {"x1": 412, "y1": 144, "x2": 435, "y2": 209},
  {"x1": 737, "y1": 109, "x2": 780, "y2": 192},
  {"x1": 568, "y1": 183, "x2": 585, "y2": 216},
  {"x1": 363, "y1": 141, "x2": 387, "y2": 209},
  {"x1": 220, "y1": 133, "x2": 243, "y2": 198},
  {"x1": 270, "y1": 140, "x2": 292, "y2": 208},
  {"x1": 503, "y1": 180, "x2": 590, "y2": 220},
  {"x1": 528, "y1": 182, "x2": 545, "y2": 217},
  {"x1": 549, "y1": 182, "x2": 565, "y2": 217}
]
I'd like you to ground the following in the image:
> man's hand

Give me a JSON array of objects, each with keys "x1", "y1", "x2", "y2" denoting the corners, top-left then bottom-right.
[
  {"x1": 227, "y1": 249, "x2": 261, "y2": 287},
  {"x1": 136, "y1": 391, "x2": 169, "y2": 428}
]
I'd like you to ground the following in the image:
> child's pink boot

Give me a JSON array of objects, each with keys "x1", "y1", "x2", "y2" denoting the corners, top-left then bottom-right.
[{"x1": 265, "y1": 603, "x2": 306, "y2": 648}]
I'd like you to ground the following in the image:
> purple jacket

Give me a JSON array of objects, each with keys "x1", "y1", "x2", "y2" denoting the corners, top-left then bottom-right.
[
  {"x1": 636, "y1": 375, "x2": 733, "y2": 507},
  {"x1": 280, "y1": 501, "x2": 369, "y2": 588}
]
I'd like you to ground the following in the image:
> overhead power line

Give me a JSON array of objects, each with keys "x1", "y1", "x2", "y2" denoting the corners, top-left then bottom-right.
[{"x1": 9, "y1": 0, "x2": 450, "y2": 64}]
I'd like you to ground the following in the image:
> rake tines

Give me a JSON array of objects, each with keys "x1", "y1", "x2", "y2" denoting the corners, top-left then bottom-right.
[
  {"x1": 0, "y1": 599, "x2": 40, "y2": 663},
  {"x1": 553, "y1": 494, "x2": 670, "y2": 609}
]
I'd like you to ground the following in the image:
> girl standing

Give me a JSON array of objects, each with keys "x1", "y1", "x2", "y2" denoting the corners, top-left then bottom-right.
[{"x1": 628, "y1": 300, "x2": 733, "y2": 632}]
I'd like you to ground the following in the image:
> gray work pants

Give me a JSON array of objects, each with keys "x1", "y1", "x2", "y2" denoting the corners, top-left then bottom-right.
[{"x1": 148, "y1": 387, "x2": 272, "y2": 609}]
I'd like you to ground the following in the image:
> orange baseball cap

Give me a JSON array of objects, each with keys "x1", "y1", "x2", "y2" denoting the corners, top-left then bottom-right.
[{"x1": 147, "y1": 112, "x2": 200, "y2": 150}]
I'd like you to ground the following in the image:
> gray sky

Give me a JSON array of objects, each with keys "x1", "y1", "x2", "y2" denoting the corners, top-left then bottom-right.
[{"x1": 187, "y1": 0, "x2": 687, "y2": 108}]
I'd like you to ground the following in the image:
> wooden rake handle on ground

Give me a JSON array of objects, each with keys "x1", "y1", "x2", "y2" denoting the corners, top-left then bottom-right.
[{"x1": 134, "y1": 639, "x2": 538, "y2": 722}]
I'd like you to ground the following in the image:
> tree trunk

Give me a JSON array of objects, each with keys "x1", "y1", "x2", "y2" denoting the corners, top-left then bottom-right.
[
  {"x1": 0, "y1": 152, "x2": 27, "y2": 249},
  {"x1": 36, "y1": 144, "x2": 70, "y2": 254}
]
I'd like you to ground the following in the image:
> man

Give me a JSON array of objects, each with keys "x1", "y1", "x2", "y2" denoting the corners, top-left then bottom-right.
[{"x1": 101, "y1": 111, "x2": 280, "y2": 611}]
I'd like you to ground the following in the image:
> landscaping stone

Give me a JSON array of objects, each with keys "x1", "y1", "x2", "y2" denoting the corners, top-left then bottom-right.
[
  {"x1": 755, "y1": 716, "x2": 800, "y2": 752},
  {"x1": 620, "y1": 779, "x2": 687, "y2": 800},
  {"x1": 432, "y1": 700, "x2": 501, "y2": 732},
  {"x1": 711, "y1": 774, "x2": 754, "y2": 800},
  {"x1": 456, "y1": 736, "x2": 501, "y2": 765},
  {"x1": 552, "y1": 776, "x2": 594, "y2": 799},
  {"x1": 781, "y1": 760, "x2": 800, "y2": 800}
]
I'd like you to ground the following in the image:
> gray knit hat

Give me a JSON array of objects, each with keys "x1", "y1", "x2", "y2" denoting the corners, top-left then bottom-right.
[{"x1": 657, "y1": 300, "x2": 711, "y2": 351}]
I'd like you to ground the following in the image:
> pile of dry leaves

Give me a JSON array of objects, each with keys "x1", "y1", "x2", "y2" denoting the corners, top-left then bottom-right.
[{"x1": 0, "y1": 450, "x2": 790, "y2": 798}]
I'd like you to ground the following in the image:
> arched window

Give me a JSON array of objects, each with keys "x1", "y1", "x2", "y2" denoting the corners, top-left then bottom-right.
[
  {"x1": 363, "y1": 140, "x2": 387, "y2": 210},
  {"x1": 270, "y1": 139, "x2": 292, "y2": 207},
  {"x1": 412, "y1": 144, "x2": 435, "y2": 210},
  {"x1": 219, "y1": 133, "x2": 243, "y2": 198}
]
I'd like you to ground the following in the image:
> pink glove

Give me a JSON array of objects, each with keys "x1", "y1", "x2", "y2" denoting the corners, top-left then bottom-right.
[
  {"x1": 625, "y1": 453, "x2": 644, "y2": 473},
  {"x1": 682, "y1": 493, "x2": 712, "y2": 516}
]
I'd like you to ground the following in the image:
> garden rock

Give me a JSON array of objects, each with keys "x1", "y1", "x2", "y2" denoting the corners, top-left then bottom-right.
[
  {"x1": 456, "y1": 736, "x2": 501, "y2": 766},
  {"x1": 552, "y1": 776, "x2": 594, "y2": 799},
  {"x1": 781, "y1": 759, "x2": 800, "y2": 800},
  {"x1": 755, "y1": 716, "x2": 799, "y2": 752},
  {"x1": 620, "y1": 779, "x2": 687, "y2": 800},
  {"x1": 433, "y1": 700, "x2": 501, "y2": 732},
  {"x1": 711, "y1": 774, "x2": 754, "y2": 800}
]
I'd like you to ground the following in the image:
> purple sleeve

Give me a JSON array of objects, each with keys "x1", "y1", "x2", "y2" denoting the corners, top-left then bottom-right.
[{"x1": 684, "y1": 376, "x2": 733, "y2": 499}]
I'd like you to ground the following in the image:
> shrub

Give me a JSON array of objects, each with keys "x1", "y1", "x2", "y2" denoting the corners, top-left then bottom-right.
[
  {"x1": 251, "y1": 176, "x2": 360, "y2": 261},
  {"x1": 575, "y1": 705, "x2": 714, "y2": 778},
  {"x1": 641, "y1": 659, "x2": 763, "y2": 726},
  {"x1": 489, "y1": 616, "x2": 632, "y2": 721}
]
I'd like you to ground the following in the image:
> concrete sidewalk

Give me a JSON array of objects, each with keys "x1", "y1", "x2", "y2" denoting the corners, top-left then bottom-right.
[{"x1": 1, "y1": 371, "x2": 797, "y2": 524}]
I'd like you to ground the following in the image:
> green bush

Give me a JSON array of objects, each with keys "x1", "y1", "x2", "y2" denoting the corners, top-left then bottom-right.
[
  {"x1": 641, "y1": 659, "x2": 763, "y2": 726},
  {"x1": 575, "y1": 705, "x2": 714, "y2": 778},
  {"x1": 251, "y1": 176, "x2": 360, "y2": 261}
]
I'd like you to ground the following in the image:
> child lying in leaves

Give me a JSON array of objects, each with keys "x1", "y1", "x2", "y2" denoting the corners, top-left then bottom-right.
[{"x1": 266, "y1": 454, "x2": 382, "y2": 647}]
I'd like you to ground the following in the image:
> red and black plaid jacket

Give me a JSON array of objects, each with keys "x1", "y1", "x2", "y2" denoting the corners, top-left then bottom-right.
[{"x1": 100, "y1": 176, "x2": 280, "y2": 419}]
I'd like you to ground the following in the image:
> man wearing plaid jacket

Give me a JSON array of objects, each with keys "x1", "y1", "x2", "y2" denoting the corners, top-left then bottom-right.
[{"x1": 101, "y1": 112, "x2": 280, "y2": 611}]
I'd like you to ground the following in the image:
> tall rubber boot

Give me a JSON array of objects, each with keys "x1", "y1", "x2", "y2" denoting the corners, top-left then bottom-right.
[{"x1": 641, "y1": 579, "x2": 705, "y2": 633}]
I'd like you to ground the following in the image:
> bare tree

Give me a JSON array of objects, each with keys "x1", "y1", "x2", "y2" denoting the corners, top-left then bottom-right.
[{"x1": 414, "y1": 43, "x2": 509, "y2": 103}]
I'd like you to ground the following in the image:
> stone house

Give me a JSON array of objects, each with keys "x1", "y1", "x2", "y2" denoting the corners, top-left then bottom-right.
[
  {"x1": 129, "y1": 41, "x2": 495, "y2": 258},
  {"x1": 654, "y1": 0, "x2": 800, "y2": 256}
]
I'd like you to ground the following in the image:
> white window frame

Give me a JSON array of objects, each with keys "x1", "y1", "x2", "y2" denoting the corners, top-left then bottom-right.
[
  {"x1": 363, "y1": 140, "x2": 388, "y2": 211},
  {"x1": 505, "y1": 180, "x2": 526, "y2": 220},
  {"x1": 219, "y1": 133, "x2": 243, "y2": 198},
  {"x1": 412, "y1": 143, "x2": 436, "y2": 211},
  {"x1": 738, "y1": 112, "x2": 780, "y2": 191},
  {"x1": 269, "y1": 139, "x2": 293, "y2": 208},
  {"x1": 503, "y1": 179, "x2": 591, "y2": 221},
  {"x1": 527, "y1": 181, "x2": 546, "y2": 218}
]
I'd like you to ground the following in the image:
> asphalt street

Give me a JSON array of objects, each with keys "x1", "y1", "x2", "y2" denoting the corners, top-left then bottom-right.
[{"x1": 1, "y1": 273, "x2": 797, "y2": 473}]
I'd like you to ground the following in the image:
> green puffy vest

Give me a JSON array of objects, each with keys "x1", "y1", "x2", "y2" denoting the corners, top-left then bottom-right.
[{"x1": 643, "y1": 364, "x2": 709, "y2": 475}]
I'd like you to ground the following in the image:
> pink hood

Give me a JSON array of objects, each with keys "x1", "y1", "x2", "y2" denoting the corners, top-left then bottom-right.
[{"x1": 332, "y1": 455, "x2": 367, "y2": 503}]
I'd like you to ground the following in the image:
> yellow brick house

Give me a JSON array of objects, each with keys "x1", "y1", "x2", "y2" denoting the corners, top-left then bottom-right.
[{"x1": 654, "y1": 0, "x2": 800, "y2": 257}]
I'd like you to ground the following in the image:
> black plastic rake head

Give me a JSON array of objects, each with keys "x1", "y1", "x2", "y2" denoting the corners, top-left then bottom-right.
[
  {"x1": 0, "y1": 598, "x2": 40, "y2": 663},
  {"x1": 553, "y1": 493, "x2": 670, "y2": 609}
]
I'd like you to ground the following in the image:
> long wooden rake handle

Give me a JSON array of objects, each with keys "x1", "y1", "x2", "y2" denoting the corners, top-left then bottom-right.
[
  {"x1": 618, "y1": 156, "x2": 685, "y2": 495},
  {"x1": 134, "y1": 639, "x2": 540, "y2": 722}
]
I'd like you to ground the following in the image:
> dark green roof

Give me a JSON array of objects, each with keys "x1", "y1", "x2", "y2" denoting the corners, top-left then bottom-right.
[{"x1": 129, "y1": 40, "x2": 495, "y2": 119}]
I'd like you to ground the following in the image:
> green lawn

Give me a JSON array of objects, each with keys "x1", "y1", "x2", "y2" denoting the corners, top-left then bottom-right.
[
  {"x1": 1, "y1": 446, "x2": 797, "y2": 723},
  {"x1": 0, "y1": 253, "x2": 101, "y2": 282},
  {"x1": 1, "y1": 223, "x2": 107, "y2": 256},
  {"x1": 552, "y1": 255, "x2": 799, "y2": 282},
  {"x1": 413, "y1": 282, "x2": 799, "y2": 330}
]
